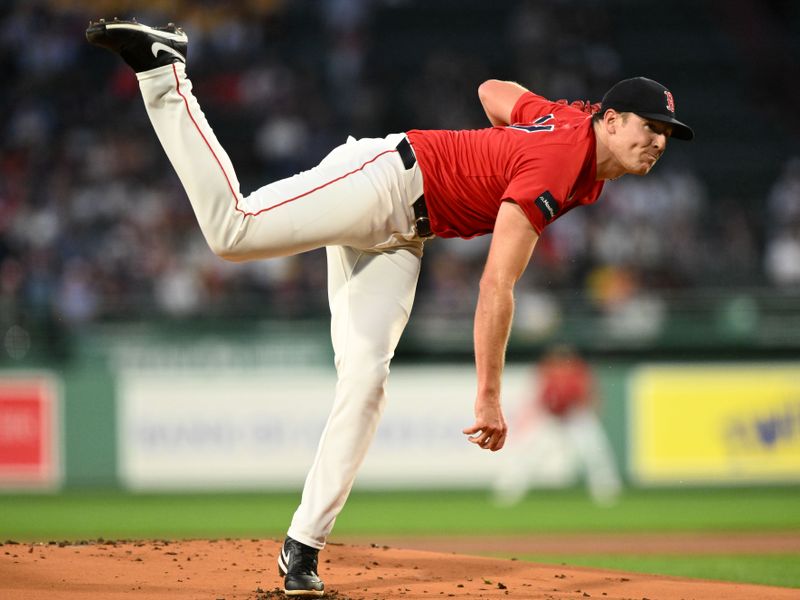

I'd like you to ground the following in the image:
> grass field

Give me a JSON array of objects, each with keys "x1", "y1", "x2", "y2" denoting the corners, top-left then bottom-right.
[
  {"x1": 1, "y1": 487, "x2": 799, "y2": 588},
  {"x1": 507, "y1": 553, "x2": 800, "y2": 589}
]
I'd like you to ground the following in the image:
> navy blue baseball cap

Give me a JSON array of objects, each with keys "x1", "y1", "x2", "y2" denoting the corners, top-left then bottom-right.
[{"x1": 600, "y1": 77, "x2": 694, "y2": 141}]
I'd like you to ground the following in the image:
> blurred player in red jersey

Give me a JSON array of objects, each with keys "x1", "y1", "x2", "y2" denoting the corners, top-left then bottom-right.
[
  {"x1": 493, "y1": 344, "x2": 622, "y2": 506},
  {"x1": 87, "y1": 19, "x2": 691, "y2": 595}
]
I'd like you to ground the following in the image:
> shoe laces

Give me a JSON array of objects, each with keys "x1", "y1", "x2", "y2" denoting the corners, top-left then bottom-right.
[{"x1": 288, "y1": 540, "x2": 319, "y2": 575}]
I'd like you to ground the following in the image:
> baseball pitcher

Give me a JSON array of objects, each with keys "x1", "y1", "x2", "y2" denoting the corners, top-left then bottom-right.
[{"x1": 86, "y1": 18, "x2": 693, "y2": 597}]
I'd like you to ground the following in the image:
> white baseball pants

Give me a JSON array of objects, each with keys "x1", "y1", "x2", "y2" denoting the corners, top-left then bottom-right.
[{"x1": 137, "y1": 63, "x2": 426, "y2": 549}]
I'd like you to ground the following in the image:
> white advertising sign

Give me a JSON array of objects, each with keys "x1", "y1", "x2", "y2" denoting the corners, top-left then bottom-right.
[{"x1": 118, "y1": 365, "x2": 528, "y2": 490}]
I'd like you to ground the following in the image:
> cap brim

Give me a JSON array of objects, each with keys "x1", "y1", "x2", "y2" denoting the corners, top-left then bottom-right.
[{"x1": 636, "y1": 112, "x2": 694, "y2": 141}]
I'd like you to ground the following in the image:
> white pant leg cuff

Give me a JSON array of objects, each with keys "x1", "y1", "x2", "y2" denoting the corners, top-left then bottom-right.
[
  {"x1": 136, "y1": 62, "x2": 184, "y2": 82},
  {"x1": 286, "y1": 528, "x2": 326, "y2": 551}
]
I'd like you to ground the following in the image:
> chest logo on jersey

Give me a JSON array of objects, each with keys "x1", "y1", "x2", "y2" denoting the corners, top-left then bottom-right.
[
  {"x1": 535, "y1": 191, "x2": 560, "y2": 222},
  {"x1": 508, "y1": 114, "x2": 555, "y2": 133}
]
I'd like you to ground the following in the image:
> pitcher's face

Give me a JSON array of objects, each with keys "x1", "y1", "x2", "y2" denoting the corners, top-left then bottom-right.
[{"x1": 609, "y1": 112, "x2": 673, "y2": 175}]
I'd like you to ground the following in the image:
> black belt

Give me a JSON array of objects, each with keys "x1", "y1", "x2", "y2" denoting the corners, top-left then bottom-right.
[{"x1": 396, "y1": 137, "x2": 433, "y2": 238}]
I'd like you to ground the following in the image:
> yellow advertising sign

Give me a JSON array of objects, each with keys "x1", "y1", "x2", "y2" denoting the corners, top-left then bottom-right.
[{"x1": 629, "y1": 364, "x2": 800, "y2": 484}]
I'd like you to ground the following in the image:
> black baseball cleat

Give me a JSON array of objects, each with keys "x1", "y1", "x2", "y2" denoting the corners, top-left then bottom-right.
[
  {"x1": 278, "y1": 536, "x2": 325, "y2": 597},
  {"x1": 85, "y1": 18, "x2": 187, "y2": 73}
]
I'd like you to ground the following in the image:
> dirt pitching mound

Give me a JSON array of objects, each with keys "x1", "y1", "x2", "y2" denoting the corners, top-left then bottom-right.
[{"x1": 1, "y1": 538, "x2": 796, "y2": 600}]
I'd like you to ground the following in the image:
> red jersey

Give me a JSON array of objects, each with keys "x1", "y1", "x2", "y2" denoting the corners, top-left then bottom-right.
[
  {"x1": 406, "y1": 92, "x2": 604, "y2": 238},
  {"x1": 537, "y1": 357, "x2": 594, "y2": 416}
]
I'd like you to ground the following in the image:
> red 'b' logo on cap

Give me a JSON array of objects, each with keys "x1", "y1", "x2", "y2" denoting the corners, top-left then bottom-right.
[{"x1": 664, "y1": 90, "x2": 675, "y2": 113}]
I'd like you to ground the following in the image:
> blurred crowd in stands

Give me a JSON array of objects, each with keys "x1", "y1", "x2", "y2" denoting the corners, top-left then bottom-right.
[{"x1": 1, "y1": 0, "x2": 799, "y2": 335}]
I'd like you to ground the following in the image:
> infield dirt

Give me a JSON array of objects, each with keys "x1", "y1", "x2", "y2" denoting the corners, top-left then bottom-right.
[{"x1": 2, "y1": 537, "x2": 798, "y2": 599}]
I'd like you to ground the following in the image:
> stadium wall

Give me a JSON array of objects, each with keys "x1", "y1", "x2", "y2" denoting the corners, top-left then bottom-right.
[{"x1": 1, "y1": 326, "x2": 798, "y2": 491}]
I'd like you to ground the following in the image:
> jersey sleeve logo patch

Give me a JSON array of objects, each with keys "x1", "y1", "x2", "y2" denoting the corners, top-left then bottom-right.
[{"x1": 535, "y1": 191, "x2": 560, "y2": 222}]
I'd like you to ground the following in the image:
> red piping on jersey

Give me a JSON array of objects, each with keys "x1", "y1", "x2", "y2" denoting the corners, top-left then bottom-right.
[{"x1": 172, "y1": 64, "x2": 398, "y2": 218}]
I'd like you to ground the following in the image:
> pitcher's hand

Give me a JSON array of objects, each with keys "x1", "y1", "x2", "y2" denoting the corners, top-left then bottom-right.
[{"x1": 463, "y1": 402, "x2": 507, "y2": 451}]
